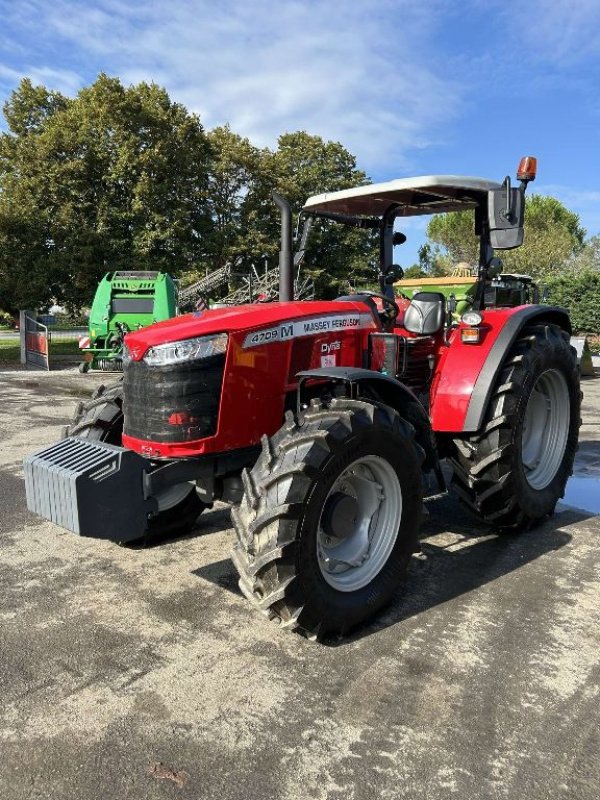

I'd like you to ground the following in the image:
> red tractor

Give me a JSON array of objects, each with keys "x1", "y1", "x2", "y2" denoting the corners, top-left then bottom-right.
[{"x1": 25, "y1": 157, "x2": 581, "y2": 639}]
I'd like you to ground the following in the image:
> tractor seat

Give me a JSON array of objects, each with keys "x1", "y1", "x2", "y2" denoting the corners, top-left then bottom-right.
[{"x1": 403, "y1": 292, "x2": 446, "y2": 335}]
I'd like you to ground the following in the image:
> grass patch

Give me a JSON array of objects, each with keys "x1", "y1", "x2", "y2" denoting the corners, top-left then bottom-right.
[
  {"x1": 0, "y1": 336, "x2": 81, "y2": 365},
  {"x1": 0, "y1": 339, "x2": 20, "y2": 364}
]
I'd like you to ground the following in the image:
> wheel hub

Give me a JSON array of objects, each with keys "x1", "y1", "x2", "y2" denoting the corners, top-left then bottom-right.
[
  {"x1": 317, "y1": 455, "x2": 403, "y2": 592},
  {"x1": 521, "y1": 368, "x2": 570, "y2": 490},
  {"x1": 321, "y1": 492, "x2": 359, "y2": 540}
]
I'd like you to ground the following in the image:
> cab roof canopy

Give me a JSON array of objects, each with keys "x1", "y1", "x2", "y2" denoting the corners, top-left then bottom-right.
[{"x1": 303, "y1": 175, "x2": 502, "y2": 218}]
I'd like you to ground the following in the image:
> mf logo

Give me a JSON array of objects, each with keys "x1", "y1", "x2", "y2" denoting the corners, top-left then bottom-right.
[{"x1": 321, "y1": 341, "x2": 341, "y2": 354}]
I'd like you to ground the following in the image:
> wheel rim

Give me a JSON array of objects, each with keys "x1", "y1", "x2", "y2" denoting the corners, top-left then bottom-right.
[
  {"x1": 521, "y1": 368, "x2": 570, "y2": 490},
  {"x1": 155, "y1": 482, "x2": 195, "y2": 512},
  {"x1": 317, "y1": 455, "x2": 403, "y2": 592}
]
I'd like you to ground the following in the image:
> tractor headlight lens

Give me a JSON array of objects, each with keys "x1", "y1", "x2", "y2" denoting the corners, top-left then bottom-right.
[
  {"x1": 461, "y1": 311, "x2": 483, "y2": 326},
  {"x1": 143, "y1": 333, "x2": 228, "y2": 366}
]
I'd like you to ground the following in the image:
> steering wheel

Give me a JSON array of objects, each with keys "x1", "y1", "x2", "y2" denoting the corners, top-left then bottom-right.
[{"x1": 355, "y1": 291, "x2": 400, "y2": 322}]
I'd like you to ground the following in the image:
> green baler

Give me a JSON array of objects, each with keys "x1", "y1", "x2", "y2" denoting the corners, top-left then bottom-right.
[{"x1": 80, "y1": 271, "x2": 177, "y2": 371}]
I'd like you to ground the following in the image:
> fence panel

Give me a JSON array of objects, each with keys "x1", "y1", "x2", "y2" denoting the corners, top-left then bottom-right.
[{"x1": 20, "y1": 311, "x2": 49, "y2": 371}]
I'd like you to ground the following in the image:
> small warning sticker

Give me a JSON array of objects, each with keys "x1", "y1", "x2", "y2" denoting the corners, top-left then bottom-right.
[{"x1": 321, "y1": 354, "x2": 337, "y2": 367}]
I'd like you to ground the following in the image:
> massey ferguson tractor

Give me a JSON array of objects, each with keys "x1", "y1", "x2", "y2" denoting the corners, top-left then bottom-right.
[{"x1": 24, "y1": 157, "x2": 581, "y2": 639}]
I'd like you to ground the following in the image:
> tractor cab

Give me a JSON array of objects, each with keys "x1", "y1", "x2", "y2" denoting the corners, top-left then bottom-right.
[{"x1": 300, "y1": 160, "x2": 538, "y2": 392}]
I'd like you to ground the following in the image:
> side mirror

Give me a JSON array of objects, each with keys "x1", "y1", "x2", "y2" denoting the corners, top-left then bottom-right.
[{"x1": 488, "y1": 181, "x2": 524, "y2": 250}]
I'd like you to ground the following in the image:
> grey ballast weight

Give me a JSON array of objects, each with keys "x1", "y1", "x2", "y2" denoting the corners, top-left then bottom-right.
[{"x1": 24, "y1": 437, "x2": 156, "y2": 542}]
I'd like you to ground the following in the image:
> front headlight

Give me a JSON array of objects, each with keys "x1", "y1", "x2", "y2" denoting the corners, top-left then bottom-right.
[{"x1": 143, "y1": 333, "x2": 228, "y2": 367}]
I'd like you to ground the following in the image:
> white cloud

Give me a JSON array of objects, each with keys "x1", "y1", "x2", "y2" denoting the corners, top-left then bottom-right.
[
  {"x1": 0, "y1": 0, "x2": 463, "y2": 175},
  {"x1": 498, "y1": 0, "x2": 600, "y2": 65}
]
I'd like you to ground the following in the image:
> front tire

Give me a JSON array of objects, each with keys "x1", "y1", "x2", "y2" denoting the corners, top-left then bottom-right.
[
  {"x1": 231, "y1": 398, "x2": 424, "y2": 639},
  {"x1": 449, "y1": 323, "x2": 581, "y2": 531},
  {"x1": 65, "y1": 381, "x2": 205, "y2": 538}
]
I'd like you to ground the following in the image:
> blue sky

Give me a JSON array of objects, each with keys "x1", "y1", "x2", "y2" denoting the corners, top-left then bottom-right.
[{"x1": 1, "y1": 0, "x2": 599, "y2": 265}]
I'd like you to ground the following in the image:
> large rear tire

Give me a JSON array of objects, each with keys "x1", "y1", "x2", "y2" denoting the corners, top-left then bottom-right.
[
  {"x1": 449, "y1": 324, "x2": 581, "y2": 531},
  {"x1": 65, "y1": 381, "x2": 205, "y2": 538},
  {"x1": 231, "y1": 398, "x2": 424, "y2": 639}
]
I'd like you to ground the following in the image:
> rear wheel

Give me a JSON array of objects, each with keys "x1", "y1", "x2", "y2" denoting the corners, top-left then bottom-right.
[
  {"x1": 65, "y1": 381, "x2": 205, "y2": 538},
  {"x1": 231, "y1": 398, "x2": 424, "y2": 639},
  {"x1": 449, "y1": 324, "x2": 581, "y2": 531}
]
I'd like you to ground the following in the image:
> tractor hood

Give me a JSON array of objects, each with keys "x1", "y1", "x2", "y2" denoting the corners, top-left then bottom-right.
[{"x1": 124, "y1": 300, "x2": 371, "y2": 361}]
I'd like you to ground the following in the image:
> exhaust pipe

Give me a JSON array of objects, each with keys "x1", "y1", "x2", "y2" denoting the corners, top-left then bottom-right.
[{"x1": 273, "y1": 191, "x2": 294, "y2": 302}]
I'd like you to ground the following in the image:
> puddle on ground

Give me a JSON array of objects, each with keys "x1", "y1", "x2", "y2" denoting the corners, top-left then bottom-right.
[{"x1": 559, "y1": 476, "x2": 600, "y2": 515}]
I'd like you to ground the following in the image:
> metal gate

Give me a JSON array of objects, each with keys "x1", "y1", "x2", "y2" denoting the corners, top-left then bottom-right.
[{"x1": 20, "y1": 310, "x2": 49, "y2": 370}]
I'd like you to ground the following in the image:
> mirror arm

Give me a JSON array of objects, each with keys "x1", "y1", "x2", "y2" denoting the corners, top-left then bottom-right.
[{"x1": 473, "y1": 214, "x2": 493, "y2": 311}]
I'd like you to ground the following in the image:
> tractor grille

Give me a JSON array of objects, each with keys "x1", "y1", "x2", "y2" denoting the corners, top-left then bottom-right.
[
  {"x1": 123, "y1": 354, "x2": 226, "y2": 443},
  {"x1": 369, "y1": 333, "x2": 435, "y2": 391},
  {"x1": 399, "y1": 336, "x2": 435, "y2": 390}
]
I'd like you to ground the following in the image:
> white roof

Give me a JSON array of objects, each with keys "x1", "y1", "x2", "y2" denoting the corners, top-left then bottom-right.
[{"x1": 303, "y1": 175, "x2": 502, "y2": 218}]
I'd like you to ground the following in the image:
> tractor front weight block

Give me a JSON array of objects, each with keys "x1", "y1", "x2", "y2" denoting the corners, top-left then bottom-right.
[{"x1": 24, "y1": 437, "x2": 157, "y2": 542}]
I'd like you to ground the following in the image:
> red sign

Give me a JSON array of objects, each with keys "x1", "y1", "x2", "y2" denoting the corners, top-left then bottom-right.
[{"x1": 26, "y1": 332, "x2": 48, "y2": 355}]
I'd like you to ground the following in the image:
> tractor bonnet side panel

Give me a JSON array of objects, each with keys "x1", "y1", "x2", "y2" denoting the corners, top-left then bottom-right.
[{"x1": 121, "y1": 301, "x2": 377, "y2": 458}]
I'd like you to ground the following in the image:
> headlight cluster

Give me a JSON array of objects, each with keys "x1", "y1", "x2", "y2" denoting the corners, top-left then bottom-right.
[{"x1": 143, "y1": 333, "x2": 228, "y2": 367}]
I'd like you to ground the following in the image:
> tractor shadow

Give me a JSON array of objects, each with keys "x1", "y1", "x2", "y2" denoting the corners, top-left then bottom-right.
[
  {"x1": 192, "y1": 493, "x2": 594, "y2": 641},
  {"x1": 331, "y1": 494, "x2": 592, "y2": 647}
]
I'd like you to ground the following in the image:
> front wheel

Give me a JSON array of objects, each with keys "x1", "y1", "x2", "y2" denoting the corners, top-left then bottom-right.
[
  {"x1": 231, "y1": 398, "x2": 424, "y2": 639},
  {"x1": 449, "y1": 323, "x2": 581, "y2": 531}
]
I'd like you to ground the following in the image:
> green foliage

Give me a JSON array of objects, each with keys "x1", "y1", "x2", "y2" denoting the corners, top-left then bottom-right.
[
  {"x1": 544, "y1": 270, "x2": 600, "y2": 334},
  {"x1": 426, "y1": 194, "x2": 587, "y2": 281},
  {"x1": 569, "y1": 234, "x2": 600, "y2": 272},
  {"x1": 0, "y1": 309, "x2": 14, "y2": 327},
  {"x1": 204, "y1": 128, "x2": 375, "y2": 298},
  {"x1": 403, "y1": 265, "x2": 425, "y2": 279},
  {"x1": 427, "y1": 211, "x2": 479, "y2": 264},
  {"x1": 0, "y1": 78, "x2": 374, "y2": 308},
  {"x1": 0, "y1": 75, "x2": 211, "y2": 311}
]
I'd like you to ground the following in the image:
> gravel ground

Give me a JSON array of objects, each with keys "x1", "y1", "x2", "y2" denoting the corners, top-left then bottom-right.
[{"x1": 1, "y1": 369, "x2": 599, "y2": 800}]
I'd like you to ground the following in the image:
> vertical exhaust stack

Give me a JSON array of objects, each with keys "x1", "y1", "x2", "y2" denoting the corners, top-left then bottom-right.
[{"x1": 273, "y1": 192, "x2": 294, "y2": 302}]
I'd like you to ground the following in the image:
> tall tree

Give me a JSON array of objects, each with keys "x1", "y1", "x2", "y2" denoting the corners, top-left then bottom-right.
[
  {"x1": 204, "y1": 130, "x2": 376, "y2": 298},
  {"x1": 204, "y1": 125, "x2": 266, "y2": 270},
  {"x1": 426, "y1": 194, "x2": 587, "y2": 280},
  {"x1": 268, "y1": 132, "x2": 376, "y2": 297},
  {"x1": 0, "y1": 75, "x2": 211, "y2": 310}
]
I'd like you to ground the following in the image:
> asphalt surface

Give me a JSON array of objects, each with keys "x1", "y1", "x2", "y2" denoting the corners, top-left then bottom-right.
[{"x1": 1, "y1": 368, "x2": 599, "y2": 800}]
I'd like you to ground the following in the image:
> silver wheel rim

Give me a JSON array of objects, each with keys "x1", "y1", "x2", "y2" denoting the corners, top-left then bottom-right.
[
  {"x1": 155, "y1": 482, "x2": 195, "y2": 512},
  {"x1": 521, "y1": 368, "x2": 570, "y2": 490},
  {"x1": 317, "y1": 455, "x2": 403, "y2": 592}
]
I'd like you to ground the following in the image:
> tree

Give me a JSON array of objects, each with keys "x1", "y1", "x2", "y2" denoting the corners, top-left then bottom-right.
[
  {"x1": 206, "y1": 130, "x2": 376, "y2": 298},
  {"x1": 0, "y1": 75, "x2": 211, "y2": 311},
  {"x1": 268, "y1": 132, "x2": 376, "y2": 297},
  {"x1": 569, "y1": 234, "x2": 600, "y2": 272},
  {"x1": 426, "y1": 194, "x2": 587, "y2": 281},
  {"x1": 203, "y1": 126, "x2": 266, "y2": 272}
]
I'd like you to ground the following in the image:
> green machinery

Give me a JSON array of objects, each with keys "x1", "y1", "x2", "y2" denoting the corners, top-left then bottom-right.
[
  {"x1": 79, "y1": 271, "x2": 177, "y2": 372},
  {"x1": 395, "y1": 269, "x2": 540, "y2": 318}
]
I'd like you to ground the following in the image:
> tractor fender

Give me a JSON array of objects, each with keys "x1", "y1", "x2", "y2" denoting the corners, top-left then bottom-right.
[
  {"x1": 430, "y1": 305, "x2": 572, "y2": 434},
  {"x1": 296, "y1": 367, "x2": 435, "y2": 467}
]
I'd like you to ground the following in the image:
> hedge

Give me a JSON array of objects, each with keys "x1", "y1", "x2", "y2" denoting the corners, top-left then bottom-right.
[{"x1": 544, "y1": 270, "x2": 600, "y2": 335}]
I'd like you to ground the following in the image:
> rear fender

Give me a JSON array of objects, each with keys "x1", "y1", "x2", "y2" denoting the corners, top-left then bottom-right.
[{"x1": 430, "y1": 305, "x2": 571, "y2": 433}]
